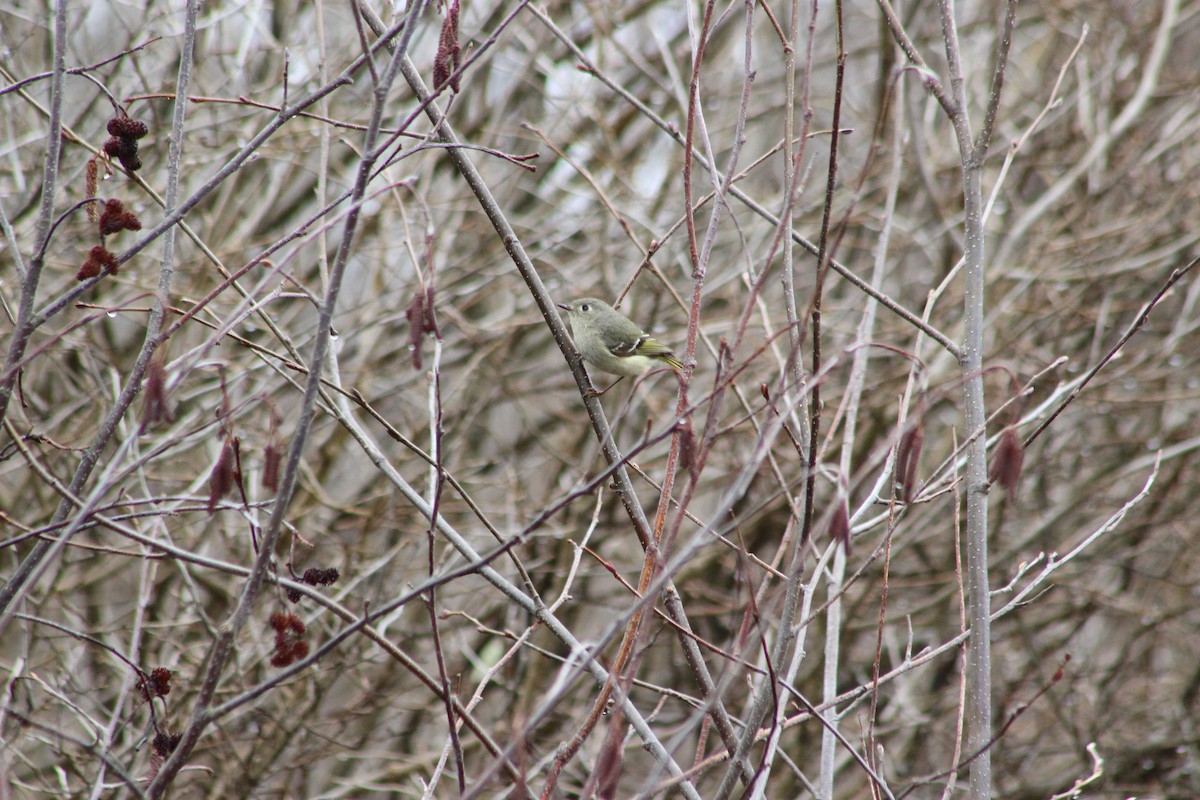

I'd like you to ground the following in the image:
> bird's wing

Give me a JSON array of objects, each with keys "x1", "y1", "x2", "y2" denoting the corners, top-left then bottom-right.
[
  {"x1": 631, "y1": 335, "x2": 674, "y2": 359},
  {"x1": 608, "y1": 331, "x2": 647, "y2": 357}
]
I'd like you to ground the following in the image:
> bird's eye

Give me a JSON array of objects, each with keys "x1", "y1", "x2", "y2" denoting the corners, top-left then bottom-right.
[{"x1": 580, "y1": 304, "x2": 590, "y2": 312}]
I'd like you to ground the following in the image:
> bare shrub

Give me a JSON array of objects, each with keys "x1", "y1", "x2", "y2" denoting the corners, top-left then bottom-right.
[{"x1": 1, "y1": 1, "x2": 1197, "y2": 798}]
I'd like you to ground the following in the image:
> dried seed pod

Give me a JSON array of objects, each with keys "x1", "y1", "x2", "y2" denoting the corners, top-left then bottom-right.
[
  {"x1": 895, "y1": 422, "x2": 925, "y2": 504},
  {"x1": 99, "y1": 198, "x2": 142, "y2": 235},
  {"x1": 108, "y1": 116, "x2": 149, "y2": 139},
  {"x1": 988, "y1": 427, "x2": 1025, "y2": 503},
  {"x1": 262, "y1": 441, "x2": 281, "y2": 492},
  {"x1": 103, "y1": 136, "x2": 137, "y2": 159},
  {"x1": 433, "y1": 0, "x2": 461, "y2": 91},
  {"x1": 137, "y1": 667, "x2": 174, "y2": 700},
  {"x1": 830, "y1": 497, "x2": 851, "y2": 554},
  {"x1": 678, "y1": 419, "x2": 697, "y2": 474},
  {"x1": 207, "y1": 438, "x2": 237, "y2": 514},
  {"x1": 140, "y1": 357, "x2": 172, "y2": 430},
  {"x1": 77, "y1": 245, "x2": 119, "y2": 280}
]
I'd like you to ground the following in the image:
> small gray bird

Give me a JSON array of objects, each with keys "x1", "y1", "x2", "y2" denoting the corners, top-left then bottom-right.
[{"x1": 557, "y1": 297, "x2": 683, "y2": 377}]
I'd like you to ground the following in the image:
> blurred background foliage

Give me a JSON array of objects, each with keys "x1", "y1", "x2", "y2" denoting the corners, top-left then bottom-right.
[{"x1": 1, "y1": 0, "x2": 1198, "y2": 797}]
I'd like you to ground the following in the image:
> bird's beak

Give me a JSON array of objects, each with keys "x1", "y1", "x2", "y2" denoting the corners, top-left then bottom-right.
[{"x1": 556, "y1": 302, "x2": 571, "y2": 312}]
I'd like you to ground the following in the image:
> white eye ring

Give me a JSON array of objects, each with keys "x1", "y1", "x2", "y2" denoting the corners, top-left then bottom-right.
[{"x1": 580, "y1": 304, "x2": 590, "y2": 311}]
